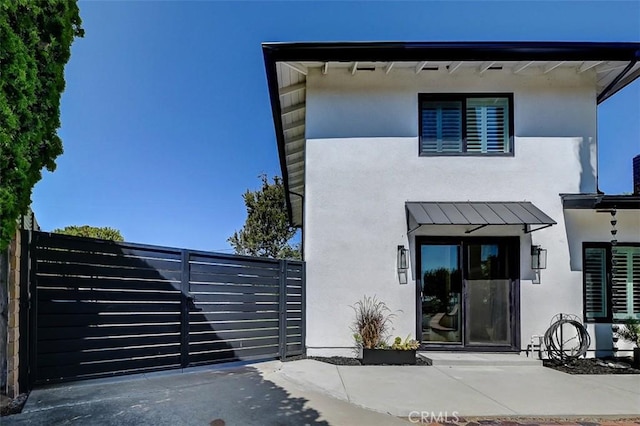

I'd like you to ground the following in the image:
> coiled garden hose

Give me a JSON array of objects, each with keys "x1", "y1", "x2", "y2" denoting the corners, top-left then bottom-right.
[{"x1": 544, "y1": 314, "x2": 591, "y2": 362}]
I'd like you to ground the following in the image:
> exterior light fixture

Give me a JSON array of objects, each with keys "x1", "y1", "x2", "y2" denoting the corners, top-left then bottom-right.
[
  {"x1": 531, "y1": 245, "x2": 547, "y2": 270},
  {"x1": 397, "y1": 245, "x2": 409, "y2": 284}
]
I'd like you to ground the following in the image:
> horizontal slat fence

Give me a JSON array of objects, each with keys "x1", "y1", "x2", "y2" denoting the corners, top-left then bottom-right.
[{"x1": 24, "y1": 231, "x2": 305, "y2": 385}]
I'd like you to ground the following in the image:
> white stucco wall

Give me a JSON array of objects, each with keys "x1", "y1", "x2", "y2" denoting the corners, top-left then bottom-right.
[{"x1": 302, "y1": 67, "x2": 601, "y2": 356}]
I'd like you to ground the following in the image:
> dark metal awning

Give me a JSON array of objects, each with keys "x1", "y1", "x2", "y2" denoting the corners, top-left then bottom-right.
[{"x1": 406, "y1": 201, "x2": 557, "y2": 234}]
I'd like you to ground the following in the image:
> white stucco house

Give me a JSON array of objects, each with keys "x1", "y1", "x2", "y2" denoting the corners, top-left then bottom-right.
[{"x1": 262, "y1": 42, "x2": 640, "y2": 357}]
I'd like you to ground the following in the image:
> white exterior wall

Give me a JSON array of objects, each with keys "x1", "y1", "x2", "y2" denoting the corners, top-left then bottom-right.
[{"x1": 303, "y1": 67, "x2": 599, "y2": 356}]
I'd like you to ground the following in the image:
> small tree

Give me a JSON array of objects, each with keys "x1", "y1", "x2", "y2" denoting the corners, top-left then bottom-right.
[
  {"x1": 53, "y1": 225, "x2": 124, "y2": 242},
  {"x1": 228, "y1": 175, "x2": 300, "y2": 259}
]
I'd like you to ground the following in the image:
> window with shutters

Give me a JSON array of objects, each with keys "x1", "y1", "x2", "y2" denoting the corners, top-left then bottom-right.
[
  {"x1": 419, "y1": 94, "x2": 514, "y2": 156},
  {"x1": 583, "y1": 243, "x2": 640, "y2": 322},
  {"x1": 611, "y1": 246, "x2": 640, "y2": 321}
]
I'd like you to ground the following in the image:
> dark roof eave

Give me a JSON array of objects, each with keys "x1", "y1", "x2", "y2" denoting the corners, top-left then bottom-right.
[
  {"x1": 262, "y1": 41, "x2": 640, "y2": 63},
  {"x1": 561, "y1": 194, "x2": 640, "y2": 210}
]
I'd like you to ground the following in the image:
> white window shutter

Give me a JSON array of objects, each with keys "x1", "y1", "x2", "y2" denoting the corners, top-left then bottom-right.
[{"x1": 466, "y1": 98, "x2": 509, "y2": 153}]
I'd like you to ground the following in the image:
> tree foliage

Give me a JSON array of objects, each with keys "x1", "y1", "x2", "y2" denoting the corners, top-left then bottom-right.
[
  {"x1": 53, "y1": 225, "x2": 124, "y2": 242},
  {"x1": 0, "y1": 1, "x2": 84, "y2": 249},
  {"x1": 228, "y1": 175, "x2": 300, "y2": 259}
]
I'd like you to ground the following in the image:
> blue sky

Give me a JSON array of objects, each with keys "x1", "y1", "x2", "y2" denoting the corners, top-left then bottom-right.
[{"x1": 32, "y1": 1, "x2": 640, "y2": 251}]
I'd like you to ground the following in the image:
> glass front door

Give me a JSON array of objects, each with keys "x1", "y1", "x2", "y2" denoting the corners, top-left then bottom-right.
[{"x1": 418, "y1": 238, "x2": 518, "y2": 349}]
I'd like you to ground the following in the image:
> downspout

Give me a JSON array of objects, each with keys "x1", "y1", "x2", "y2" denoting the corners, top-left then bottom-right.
[{"x1": 289, "y1": 191, "x2": 304, "y2": 261}]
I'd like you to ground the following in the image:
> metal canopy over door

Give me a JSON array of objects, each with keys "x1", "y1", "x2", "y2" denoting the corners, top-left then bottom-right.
[{"x1": 417, "y1": 237, "x2": 519, "y2": 350}]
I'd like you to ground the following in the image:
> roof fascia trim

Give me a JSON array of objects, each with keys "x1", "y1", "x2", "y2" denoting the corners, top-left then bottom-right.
[
  {"x1": 262, "y1": 46, "x2": 295, "y2": 225},
  {"x1": 262, "y1": 41, "x2": 640, "y2": 63}
]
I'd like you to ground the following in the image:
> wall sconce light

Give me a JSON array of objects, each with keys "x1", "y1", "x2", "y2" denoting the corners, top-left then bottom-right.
[
  {"x1": 531, "y1": 245, "x2": 547, "y2": 270},
  {"x1": 397, "y1": 245, "x2": 409, "y2": 284}
]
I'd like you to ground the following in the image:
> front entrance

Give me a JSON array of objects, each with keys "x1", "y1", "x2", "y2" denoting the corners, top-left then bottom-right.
[{"x1": 417, "y1": 237, "x2": 519, "y2": 350}]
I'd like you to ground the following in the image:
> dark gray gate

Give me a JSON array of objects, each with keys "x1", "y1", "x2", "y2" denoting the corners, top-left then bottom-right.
[{"x1": 23, "y1": 231, "x2": 304, "y2": 385}]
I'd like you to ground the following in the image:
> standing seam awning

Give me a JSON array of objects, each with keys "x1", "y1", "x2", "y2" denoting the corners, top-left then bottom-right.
[{"x1": 406, "y1": 201, "x2": 556, "y2": 233}]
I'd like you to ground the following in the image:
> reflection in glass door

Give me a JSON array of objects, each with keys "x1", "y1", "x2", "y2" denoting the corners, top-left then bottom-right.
[
  {"x1": 466, "y1": 243, "x2": 512, "y2": 346},
  {"x1": 420, "y1": 245, "x2": 462, "y2": 344}
]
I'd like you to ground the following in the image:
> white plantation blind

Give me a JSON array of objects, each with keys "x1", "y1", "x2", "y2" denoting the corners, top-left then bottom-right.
[
  {"x1": 421, "y1": 101, "x2": 462, "y2": 153},
  {"x1": 584, "y1": 247, "x2": 607, "y2": 320},
  {"x1": 466, "y1": 98, "x2": 510, "y2": 153},
  {"x1": 612, "y1": 246, "x2": 640, "y2": 320}
]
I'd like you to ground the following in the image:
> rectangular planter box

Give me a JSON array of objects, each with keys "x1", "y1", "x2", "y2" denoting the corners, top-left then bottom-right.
[{"x1": 362, "y1": 348, "x2": 417, "y2": 365}]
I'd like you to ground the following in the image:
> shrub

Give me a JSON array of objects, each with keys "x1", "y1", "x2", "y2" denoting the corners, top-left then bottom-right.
[
  {"x1": 351, "y1": 295, "x2": 395, "y2": 349},
  {"x1": 391, "y1": 335, "x2": 419, "y2": 351},
  {"x1": 616, "y1": 317, "x2": 640, "y2": 348}
]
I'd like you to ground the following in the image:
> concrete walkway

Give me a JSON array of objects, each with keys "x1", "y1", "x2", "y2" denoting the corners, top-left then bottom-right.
[{"x1": 278, "y1": 359, "x2": 640, "y2": 418}]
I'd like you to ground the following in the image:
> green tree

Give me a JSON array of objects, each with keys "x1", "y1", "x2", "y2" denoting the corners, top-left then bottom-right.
[
  {"x1": 228, "y1": 175, "x2": 300, "y2": 259},
  {"x1": 0, "y1": 1, "x2": 84, "y2": 250},
  {"x1": 53, "y1": 225, "x2": 124, "y2": 242}
]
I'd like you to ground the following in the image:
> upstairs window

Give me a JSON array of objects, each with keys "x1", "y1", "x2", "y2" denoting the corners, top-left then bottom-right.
[{"x1": 419, "y1": 94, "x2": 514, "y2": 156}]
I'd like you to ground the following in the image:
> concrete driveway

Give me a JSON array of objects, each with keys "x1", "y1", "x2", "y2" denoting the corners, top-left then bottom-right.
[{"x1": 2, "y1": 361, "x2": 406, "y2": 426}]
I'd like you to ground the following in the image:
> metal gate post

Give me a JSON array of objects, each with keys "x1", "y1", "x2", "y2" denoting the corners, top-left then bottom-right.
[
  {"x1": 278, "y1": 260, "x2": 288, "y2": 360},
  {"x1": 180, "y1": 250, "x2": 190, "y2": 368},
  {"x1": 22, "y1": 231, "x2": 36, "y2": 390}
]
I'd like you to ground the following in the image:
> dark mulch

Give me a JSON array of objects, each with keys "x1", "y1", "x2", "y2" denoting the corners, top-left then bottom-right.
[
  {"x1": 543, "y1": 357, "x2": 640, "y2": 374},
  {"x1": 284, "y1": 354, "x2": 431, "y2": 366},
  {"x1": 1, "y1": 393, "x2": 28, "y2": 417}
]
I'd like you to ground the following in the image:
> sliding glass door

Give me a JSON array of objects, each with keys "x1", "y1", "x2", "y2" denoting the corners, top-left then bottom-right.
[{"x1": 418, "y1": 238, "x2": 518, "y2": 349}]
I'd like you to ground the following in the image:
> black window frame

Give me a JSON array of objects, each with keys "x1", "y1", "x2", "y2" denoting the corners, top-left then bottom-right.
[
  {"x1": 582, "y1": 242, "x2": 640, "y2": 323},
  {"x1": 418, "y1": 93, "x2": 515, "y2": 157}
]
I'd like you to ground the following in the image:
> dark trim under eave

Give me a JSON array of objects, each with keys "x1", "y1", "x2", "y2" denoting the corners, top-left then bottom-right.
[
  {"x1": 262, "y1": 46, "x2": 294, "y2": 224},
  {"x1": 561, "y1": 194, "x2": 640, "y2": 210}
]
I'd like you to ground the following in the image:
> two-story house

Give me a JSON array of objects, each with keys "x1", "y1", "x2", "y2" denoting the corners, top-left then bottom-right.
[{"x1": 262, "y1": 42, "x2": 640, "y2": 357}]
